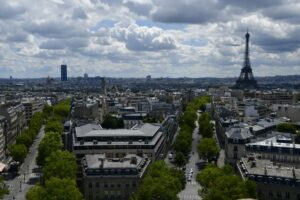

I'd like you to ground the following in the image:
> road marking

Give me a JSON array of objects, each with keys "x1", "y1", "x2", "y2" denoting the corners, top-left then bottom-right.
[
  {"x1": 178, "y1": 193, "x2": 201, "y2": 200},
  {"x1": 187, "y1": 181, "x2": 198, "y2": 185}
]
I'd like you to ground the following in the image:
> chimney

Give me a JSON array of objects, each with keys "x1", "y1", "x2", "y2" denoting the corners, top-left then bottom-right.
[
  {"x1": 130, "y1": 156, "x2": 137, "y2": 165},
  {"x1": 293, "y1": 167, "x2": 296, "y2": 179},
  {"x1": 98, "y1": 158, "x2": 104, "y2": 168}
]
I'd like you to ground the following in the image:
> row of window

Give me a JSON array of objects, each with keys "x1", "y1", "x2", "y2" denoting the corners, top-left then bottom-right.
[
  {"x1": 88, "y1": 193, "x2": 127, "y2": 200},
  {"x1": 88, "y1": 182, "x2": 137, "y2": 189},
  {"x1": 85, "y1": 168, "x2": 139, "y2": 176},
  {"x1": 258, "y1": 190, "x2": 300, "y2": 200}
]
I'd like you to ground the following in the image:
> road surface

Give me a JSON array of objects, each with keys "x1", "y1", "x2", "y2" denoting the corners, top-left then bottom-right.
[
  {"x1": 178, "y1": 119, "x2": 202, "y2": 200},
  {"x1": 4, "y1": 126, "x2": 45, "y2": 200}
]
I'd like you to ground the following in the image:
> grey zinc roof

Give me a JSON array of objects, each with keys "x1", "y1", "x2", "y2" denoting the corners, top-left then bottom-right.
[
  {"x1": 246, "y1": 132, "x2": 300, "y2": 149},
  {"x1": 0, "y1": 115, "x2": 5, "y2": 121},
  {"x1": 85, "y1": 154, "x2": 142, "y2": 169},
  {"x1": 75, "y1": 123, "x2": 160, "y2": 138},
  {"x1": 75, "y1": 124, "x2": 102, "y2": 136},
  {"x1": 225, "y1": 126, "x2": 253, "y2": 140},
  {"x1": 241, "y1": 156, "x2": 300, "y2": 179}
]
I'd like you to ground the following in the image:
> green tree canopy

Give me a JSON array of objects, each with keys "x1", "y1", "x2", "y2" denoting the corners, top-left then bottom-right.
[
  {"x1": 173, "y1": 137, "x2": 191, "y2": 156},
  {"x1": 36, "y1": 132, "x2": 63, "y2": 166},
  {"x1": 174, "y1": 151, "x2": 186, "y2": 168},
  {"x1": 26, "y1": 184, "x2": 46, "y2": 200},
  {"x1": 28, "y1": 112, "x2": 44, "y2": 136},
  {"x1": 43, "y1": 151, "x2": 77, "y2": 181},
  {"x1": 197, "y1": 138, "x2": 220, "y2": 162},
  {"x1": 277, "y1": 123, "x2": 296, "y2": 134},
  {"x1": 198, "y1": 112, "x2": 214, "y2": 138},
  {"x1": 101, "y1": 114, "x2": 124, "y2": 129},
  {"x1": 45, "y1": 120, "x2": 63, "y2": 135},
  {"x1": 53, "y1": 99, "x2": 70, "y2": 118},
  {"x1": 0, "y1": 176, "x2": 9, "y2": 198},
  {"x1": 132, "y1": 161, "x2": 183, "y2": 200},
  {"x1": 9, "y1": 143, "x2": 27, "y2": 163},
  {"x1": 16, "y1": 132, "x2": 33, "y2": 149},
  {"x1": 43, "y1": 105, "x2": 53, "y2": 116},
  {"x1": 196, "y1": 165, "x2": 256, "y2": 200},
  {"x1": 26, "y1": 178, "x2": 83, "y2": 200}
]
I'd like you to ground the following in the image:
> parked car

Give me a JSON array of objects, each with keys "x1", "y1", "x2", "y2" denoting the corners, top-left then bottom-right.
[
  {"x1": 195, "y1": 160, "x2": 207, "y2": 170},
  {"x1": 8, "y1": 161, "x2": 19, "y2": 174}
]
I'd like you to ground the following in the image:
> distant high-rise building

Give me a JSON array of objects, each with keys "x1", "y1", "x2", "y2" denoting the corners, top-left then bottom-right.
[
  {"x1": 84, "y1": 73, "x2": 88, "y2": 79},
  {"x1": 146, "y1": 75, "x2": 151, "y2": 82},
  {"x1": 61, "y1": 64, "x2": 67, "y2": 81},
  {"x1": 101, "y1": 77, "x2": 107, "y2": 95},
  {"x1": 235, "y1": 31, "x2": 257, "y2": 89}
]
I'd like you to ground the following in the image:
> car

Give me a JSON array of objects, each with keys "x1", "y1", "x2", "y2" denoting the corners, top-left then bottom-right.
[
  {"x1": 187, "y1": 176, "x2": 192, "y2": 182},
  {"x1": 189, "y1": 168, "x2": 193, "y2": 174},
  {"x1": 196, "y1": 160, "x2": 207, "y2": 170}
]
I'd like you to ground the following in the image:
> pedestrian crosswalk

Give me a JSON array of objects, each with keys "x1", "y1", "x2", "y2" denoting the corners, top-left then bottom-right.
[
  {"x1": 186, "y1": 180, "x2": 198, "y2": 185},
  {"x1": 178, "y1": 193, "x2": 201, "y2": 200}
]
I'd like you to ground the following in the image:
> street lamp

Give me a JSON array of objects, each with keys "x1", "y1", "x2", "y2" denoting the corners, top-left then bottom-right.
[{"x1": 19, "y1": 180, "x2": 22, "y2": 192}]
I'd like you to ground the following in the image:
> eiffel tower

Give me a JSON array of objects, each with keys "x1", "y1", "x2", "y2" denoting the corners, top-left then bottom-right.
[{"x1": 235, "y1": 31, "x2": 257, "y2": 89}]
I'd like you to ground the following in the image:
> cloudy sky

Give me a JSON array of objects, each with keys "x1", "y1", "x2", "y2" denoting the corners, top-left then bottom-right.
[{"x1": 0, "y1": 0, "x2": 299, "y2": 78}]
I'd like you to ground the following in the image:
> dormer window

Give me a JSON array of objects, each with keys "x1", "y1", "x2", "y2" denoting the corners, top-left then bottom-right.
[{"x1": 234, "y1": 138, "x2": 238, "y2": 144}]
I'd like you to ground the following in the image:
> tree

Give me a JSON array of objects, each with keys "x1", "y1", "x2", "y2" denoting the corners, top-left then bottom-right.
[
  {"x1": 53, "y1": 99, "x2": 70, "y2": 118},
  {"x1": 16, "y1": 132, "x2": 33, "y2": 149},
  {"x1": 36, "y1": 132, "x2": 63, "y2": 166},
  {"x1": 173, "y1": 138, "x2": 191, "y2": 156},
  {"x1": 26, "y1": 184, "x2": 46, "y2": 200},
  {"x1": 26, "y1": 178, "x2": 82, "y2": 200},
  {"x1": 45, "y1": 120, "x2": 63, "y2": 135},
  {"x1": 44, "y1": 178, "x2": 82, "y2": 200},
  {"x1": 143, "y1": 115, "x2": 163, "y2": 123},
  {"x1": 53, "y1": 106, "x2": 69, "y2": 118},
  {"x1": 9, "y1": 144, "x2": 27, "y2": 163},
  {"x1": 43, "y1": 105, "x2": 53, "y2": 116},
  {"x1": 174, "y1": 152, "x2": 186, "y2": 168},
  {"x1": 196, "y1": 165, "x2": 231, "y2": 189},
  {"x1": 0, "y1": 176, "x2": 9, "y2": 198},
  {"x1": 204, "y1": 175, "x2": 256, "y2": 200},
  {"x1": 196, "y1": 165, "x2": 256, "y2": 200},
  {"x1": 198, "y1": 112, "x2": 214, "y2": 138},
  {"x1": 132, "y1": 161, "x2": 182, "y2": 200},
  {"x1": 277, "y1": 123, "x2": 296, "y2": 134},
  {"x1": 102, "y1": 114, "x2": 117, "y2": 128},
  {"x1": 101, "y1": 114, "x2": 124, "y2": 129},
  {"x1": 43, "y1": 151, "x2": 77, "y2": 181},
  {"x1": 197, "y1": 138, "x2": 220, "y2": 162},
  {"x1": 169, "y1": 168, "x2": 186, "y2": 190}
]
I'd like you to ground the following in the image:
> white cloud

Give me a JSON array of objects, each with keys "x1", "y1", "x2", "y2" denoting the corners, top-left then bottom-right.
[
  {"x1": 112, "y1": 23, "x2": 177, "y2": 51},
  {"x1": 0, "y1": 0, "x2": 299, "y2": 78}
]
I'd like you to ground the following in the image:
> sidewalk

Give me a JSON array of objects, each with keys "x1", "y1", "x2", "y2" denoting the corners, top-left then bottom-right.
[{"x1": 4, "y1": 126, "x2": 45, "y2": 200}]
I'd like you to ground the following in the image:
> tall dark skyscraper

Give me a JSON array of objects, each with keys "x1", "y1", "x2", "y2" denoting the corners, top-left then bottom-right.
[
  {"x1": 61, "y1": 64, "x2": 67, "y2": 81},
  {"x1": 235, "y1": 31, "x2": 257, "y2": 89}
]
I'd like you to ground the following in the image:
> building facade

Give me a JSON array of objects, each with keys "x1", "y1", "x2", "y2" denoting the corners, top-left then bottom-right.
[
  {"x1": 61, "y1": 64, "x2": 67, "y2": 81},
  {"x1": 0, "y1": 116, "x2": 6, "y2": 162},
  {"x1": 72, "y1": 123, "x2": 166, "y2": 161},
  {"x1": 225, "y1": 125, "x2": 253, "y2": 165},
  {"x1": 82, "y1": 154, "x2": 150, "y2": 200}
]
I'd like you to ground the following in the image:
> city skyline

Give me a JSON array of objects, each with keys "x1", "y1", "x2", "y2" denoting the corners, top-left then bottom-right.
[{"x1": 0, "y1": 0, "x2": 299, "y2": 78}]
